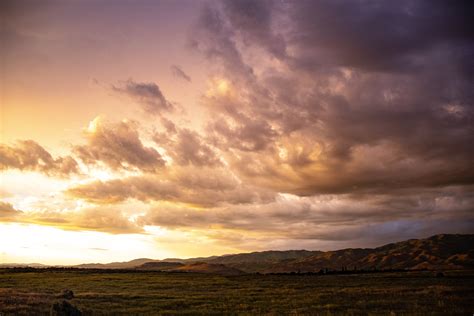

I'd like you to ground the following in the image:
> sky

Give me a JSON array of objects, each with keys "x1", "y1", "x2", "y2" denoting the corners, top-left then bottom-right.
[{"x1": 0, "y1": 0, "x2": 473, "y2": 265}]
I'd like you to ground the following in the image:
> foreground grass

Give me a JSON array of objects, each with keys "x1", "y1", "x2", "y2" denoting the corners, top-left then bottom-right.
[{"x1": 0, "y1": 269, "x2": 473, "y2": 315}]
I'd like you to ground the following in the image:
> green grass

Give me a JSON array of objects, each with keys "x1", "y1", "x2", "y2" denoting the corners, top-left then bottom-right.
[{"x1": 0, "y1": 270, "x2": 473, "y2": 315}]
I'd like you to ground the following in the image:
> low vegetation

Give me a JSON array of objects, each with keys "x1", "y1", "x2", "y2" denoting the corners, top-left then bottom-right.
[{"x1": 1, "y1": 269, "x2": 473, "y2": 315}]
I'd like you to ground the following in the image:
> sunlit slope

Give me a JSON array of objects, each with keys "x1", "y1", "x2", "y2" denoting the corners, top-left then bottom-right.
[{"x1": 266, "y1": 234, "x2": 474, "y2": 273}]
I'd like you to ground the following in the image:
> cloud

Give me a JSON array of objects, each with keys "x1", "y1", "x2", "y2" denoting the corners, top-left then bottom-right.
[
  {"x1": 190, "y1": 2, "x2": 254, "y2": 81},
  {"x1": 0, "y1": 202, "x2": 142, "y2": 234},
  {"x1": 191, "y1": 0, "x2": 474, "y2": 196},
  {"x1": 221, "y1": 0, "x2": 286, "y2": 59},
  {"x1": 2, "y1": 0, "x2": 473, "y2": 248},
  {"x1": 171, "y1": 65, "x2": 191, "y2": 82},
  {"x1": 74, "y1": 117, "x2": 165, "y2": 172},
  {"x1": 89, "y1": 248, "x2": 108, "y2": 251},
  {"x1": 139, "y1": 186, "x2": 474, "y2": 248},
  {"x1": 66, "y1": 0, "x2": 474, "y2": 244},
  {"x1": 112, "y1": 79, "x2": 174, "y2": 114},
  {"x1": 0, "y1": 201, "x2": 22, "y2": 219},
  {"x1": 154, "y1": 128, "x2": 221, "y2": 167},
  {"x1": 29, "y1": 207, "x2": 143, "y2": 234},
  {"x1": 67, "y1": 166, "x2": 275, "y2": 207},
  {"x1": 286, "y1": 0, "x2": 474, "y2": 72},
  {"x1": 0, "y1": 140, "x2": 79, "y2": 177},
  {"x1": 206, "y1": 114, "x2": 277, "y2": 152}
]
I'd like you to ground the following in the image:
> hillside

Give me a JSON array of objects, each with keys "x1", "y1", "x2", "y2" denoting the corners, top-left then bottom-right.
[
  {"x1": 201, "y1": 250, "x2": 317, "y2": 272},
  {"x1": 9, "y1": 234, "x2": 470, "y2": 273},
  {"x1": 74, "y1": 258, "x2": 159, "y2": 269},
  {"x1": 134, "y1": 261, "x2": 244, "y2": 275},
  {"x1": 136, "y1": 261, "x2": 184, "y2": 271},
  {"x1": 171, "y1": 262, "x2": 244, "y2": 275},
  {"x1": 71, "y1": 250, "x2": 317, "y2": 272},
  {"x1": 0, "y1": 263, "x2": 46, "y2": 268},
  {"x1": 265, "y1": 234, "x2": 474, "y2": 273}
]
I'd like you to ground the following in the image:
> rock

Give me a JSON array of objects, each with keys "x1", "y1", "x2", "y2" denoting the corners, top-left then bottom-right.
[
  {"x1": 60, "y1": 289, "x2": 75, "y2": 299},
  {"x1": 50, "y1": 300, "x2": 82, "y2": 316}
]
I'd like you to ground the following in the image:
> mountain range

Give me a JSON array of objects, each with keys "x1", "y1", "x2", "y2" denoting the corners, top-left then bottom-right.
[{"x1": 3, "y1": 234, "x2": 473, "y2": 274}]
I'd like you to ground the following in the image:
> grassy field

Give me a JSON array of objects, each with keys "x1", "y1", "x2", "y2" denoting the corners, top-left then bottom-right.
[{"x1": 0, "y1": 269, "x2": 473, "y2": 315}]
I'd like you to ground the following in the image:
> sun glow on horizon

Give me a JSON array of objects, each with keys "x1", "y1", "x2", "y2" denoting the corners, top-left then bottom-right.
[{"x1": 0, "y1": 223, "x2": 169, "y2": 265}]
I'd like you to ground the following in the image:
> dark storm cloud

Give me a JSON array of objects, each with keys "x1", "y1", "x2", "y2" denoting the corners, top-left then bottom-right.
[
  {"x1": 74, "y1": 118, "x2": 165, "y2": 172},
  {"x1": 221, "y1": 0, "x2": 286, "y2": 59},
  {"x1": 140, "y1": 185, "x2": 474, "y2": 244},
  {"x1": 171, "y1": 65, "x2": 191, "y2": 82},
  {"x1": 0, "y1": 140, "x2": 79, "y2": 177},
  {"x1": 112, "y1": 79, "x2": 174, "y2": 114},
  {"x1": 190, "y1": 2, "x2": 254, "y2": 81},
  {"x1": 193, "y1": 0, "x2": 474, "y2": 196},
  {"x1": 287, "y1": 0, "x2": 474, "y2": 72}
]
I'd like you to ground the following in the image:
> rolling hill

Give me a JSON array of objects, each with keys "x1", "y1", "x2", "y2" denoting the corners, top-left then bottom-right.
[
  {"x1": 134, "y1": 261, "x2": 244, "y2": 275},
  {"x1": 169, "y1": 262, "x2": 245, "y2": 275},
  {"x1": 264, "y1": 234, "x2": 474, "y2": 273},
  {"x1": 73, "y1": 258, "x2": 160, "y2": 269},
  {"x1": 135, "y1": 261, "x2": 184, "y2": 271},
  {"x1": 5, "y1": 234, "x2": 471, "y2": 273},
  {"x1": 196, "y1": 250, "x2": 317, "y2": 273}
]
